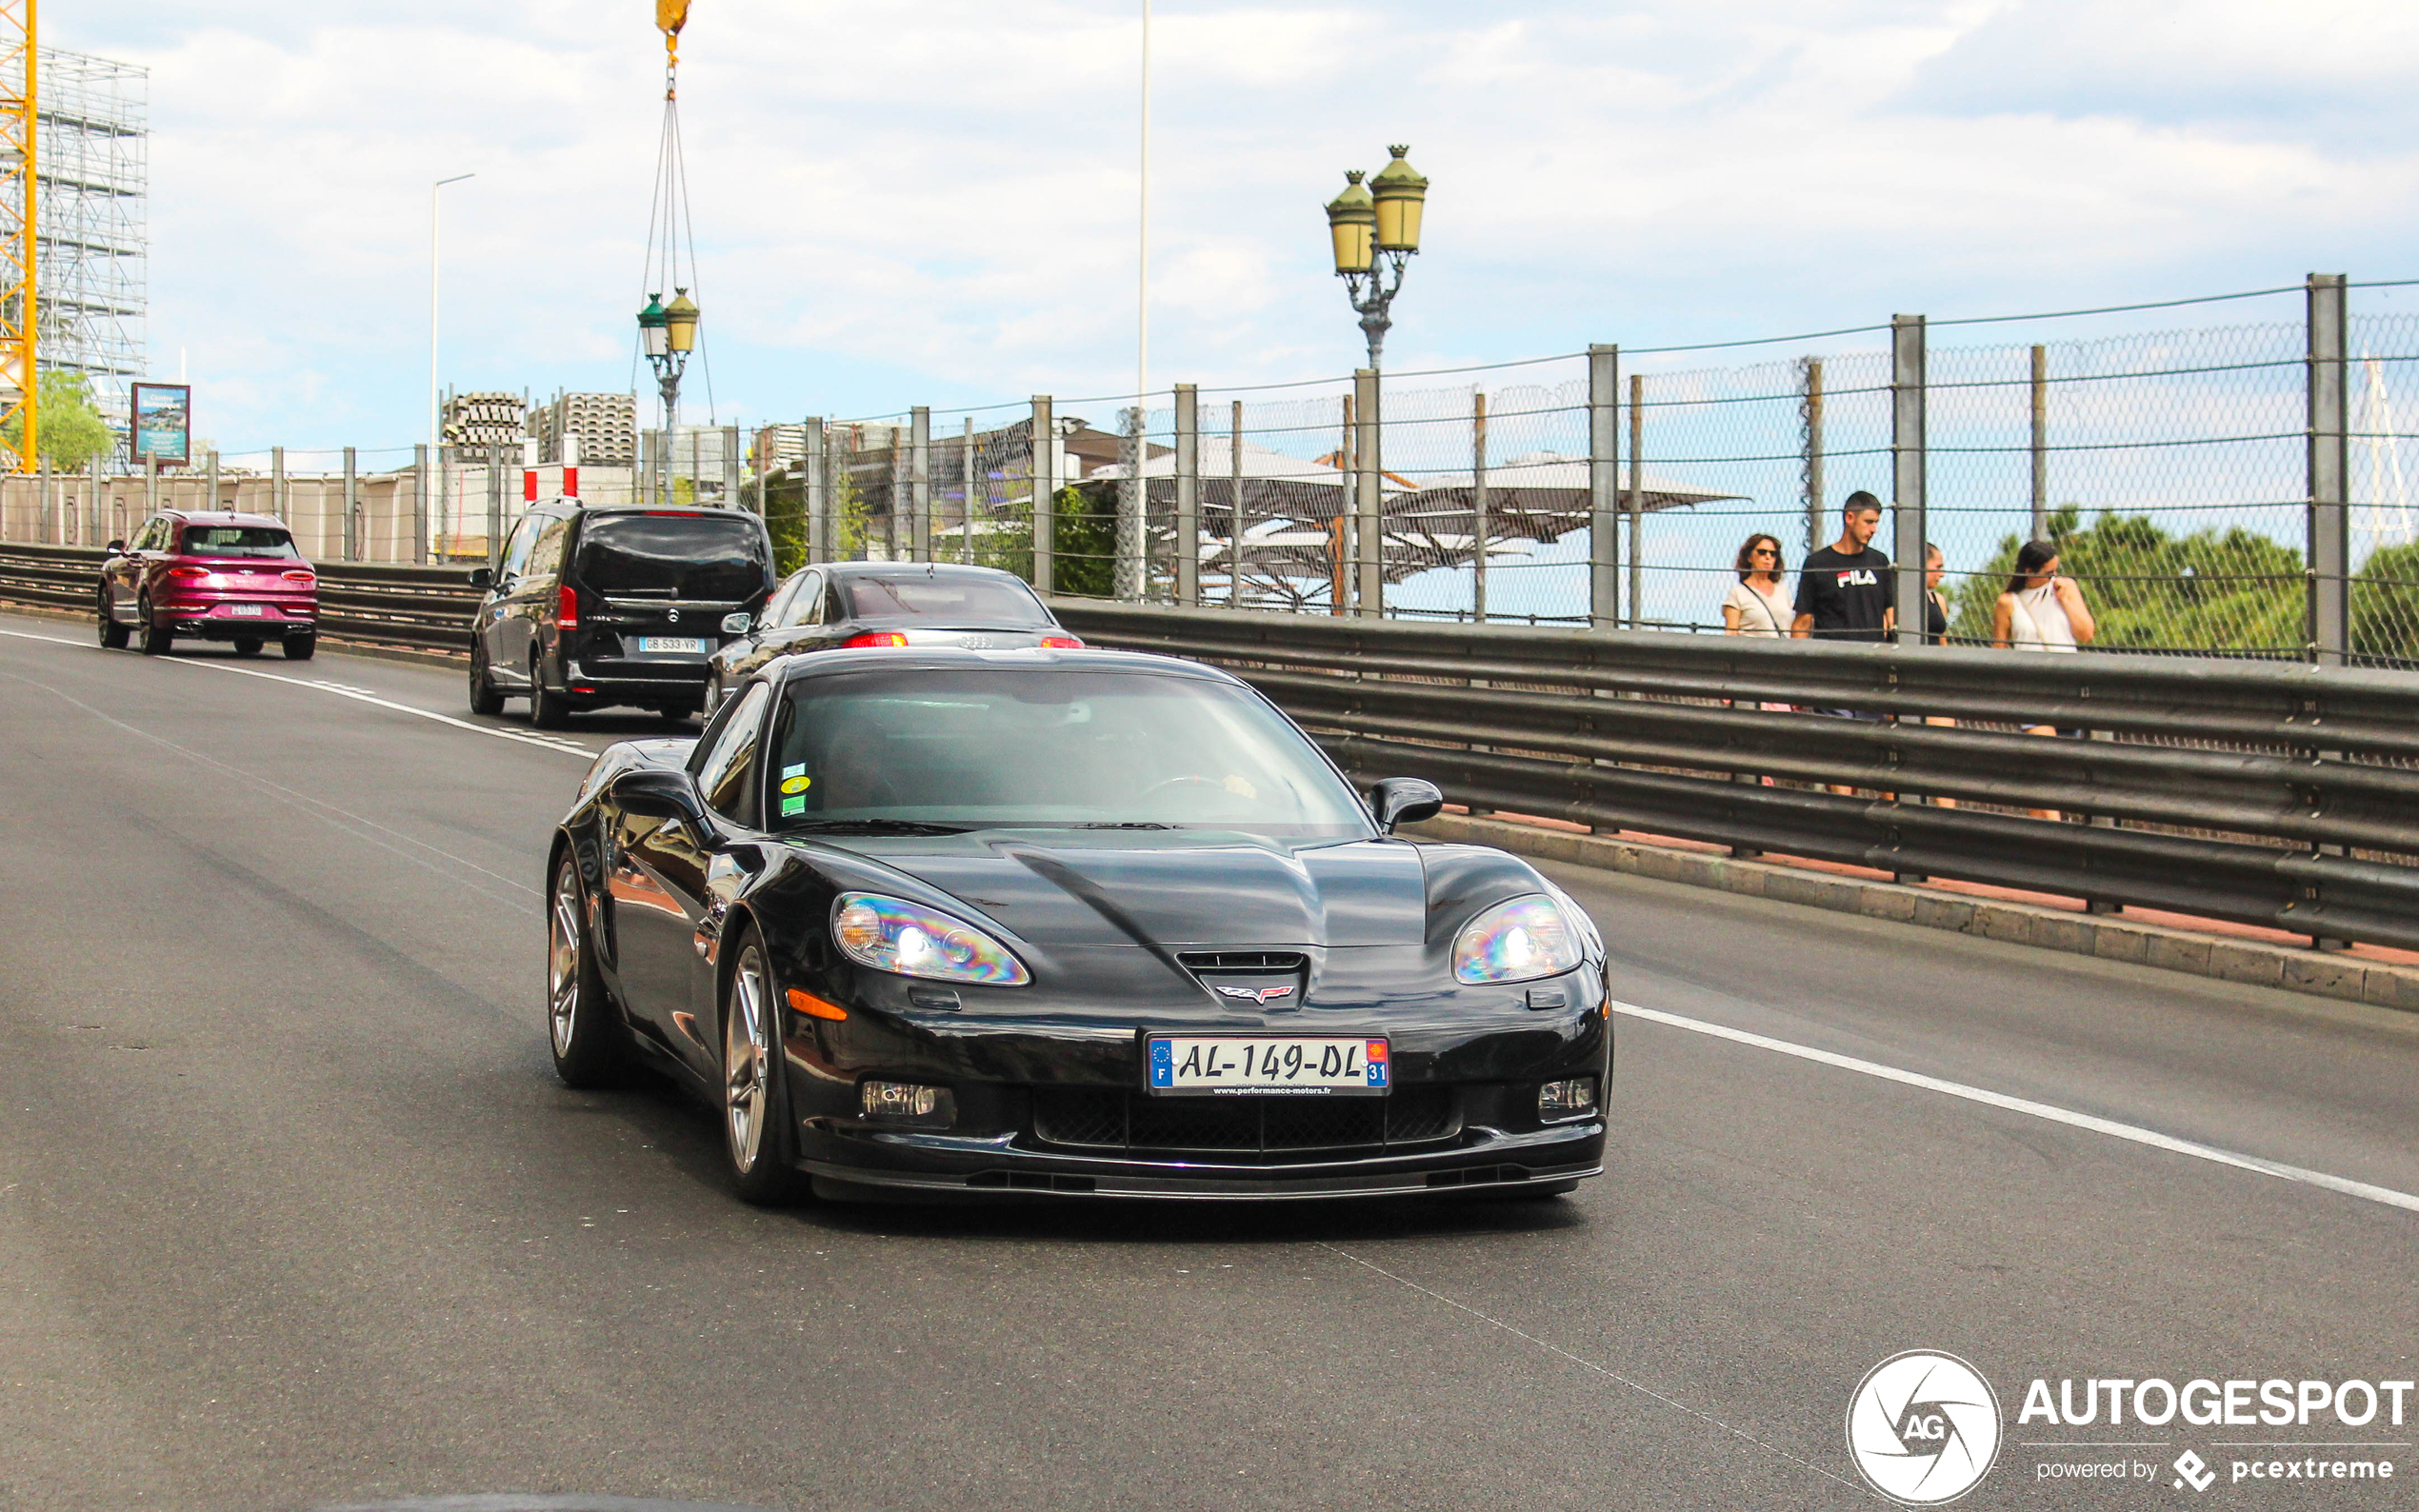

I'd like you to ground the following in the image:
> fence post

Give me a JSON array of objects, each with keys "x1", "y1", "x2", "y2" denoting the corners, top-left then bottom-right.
[
  {"x1": 145, "y1": 453, "x2": 156, "y2": 517},
  {"x1": 206, "y1": 448, "x2": 220, "y2": 512},
  {"x1": 1589, "y1": 344, "x2": 1620, "y2": 628},
  {"x1": 723, "y1": 424, "x2": 741, "y2": 513},
  {"x1": 1116, "y1": 406, "x2": 1143, "y2": 599},
  {"x1": 1174, "y1": 383, "x2": 1199, "y2": 607},
  {"x1": 2029, "y1": 345, "x2": 2049, "y2": 542},
  {"x1": 1891, "y1": 314, "x2": 1929, "y2": 647},
  {"x1": 412, "y1": 444, "x2": 430, "y2": 564},
  {"x1": 1337, "y1": 391, "x2": 1355, "y2": 615},
  {"x1": 88, "y1": 452, "x2": 101, "y2": 546},
  {"x1": 1472, "y1": 391, "x2": 1489, "y2": 624},
  {"x1": 1354, "y1": 368, "x2": 1383, "y2": 618},
  {"x1": 961, "y1": 417, "x2": 977, "y2": 564},
  {"x1": 910, "y1": 406, "x2": 931, "y2": 563},
  {"x1": 1801, "y1": 357, "x2": 1825, "y2": 558},
  {"x1": 487, "y1": 444, "x2": 505, "y2": 570},
  {"x1": 2308, "y1": 271, "x2": 2349, "y2": 666},
  {"x1": 268, "y1": 446, "x2": 284, "y2": 524},
  {"x1": 803, "y1": 419, "x2": 826, "y2": 565},
  {"x1": 1628, "y1": 374, "x2": 1645, "y2": 627},
  {"x1": 1030, "y1": 396, "x2": 1055, "y2": 594},
  {"x1": 1229, "y1": 400, "x2": 1246, "y2": 606},
  {"x1": 342, "y1": 447, "x2": 358, "y2": 561}
]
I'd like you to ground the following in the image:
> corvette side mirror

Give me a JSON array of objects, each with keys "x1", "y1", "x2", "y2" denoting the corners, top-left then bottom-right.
[
  {"x1": 612, "y1": 767, "x2": 708, "y2": 824},
  {"x1": 467, "y1": 566, "x2": 493, "y2": 590},
  {"x1": 1369, "y1": 776, "x2": 1445, "y2": 833}
]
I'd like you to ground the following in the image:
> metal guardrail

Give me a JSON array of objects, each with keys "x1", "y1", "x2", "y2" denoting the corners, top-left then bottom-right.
[
  {"x1": 0, "y1": 544, "x2": 481, "y2": 653},
  {"x1": 1050, "y1": 602, "x2": 2419, "y2": 952},
  {"x1": 7, "y1": 545, "x2": 2416, "y2": 950}
]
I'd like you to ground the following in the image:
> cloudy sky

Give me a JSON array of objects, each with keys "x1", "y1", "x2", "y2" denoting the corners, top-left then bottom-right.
[{"x1": 67, "y1": 0, "x2": 2419, "y2": 454}]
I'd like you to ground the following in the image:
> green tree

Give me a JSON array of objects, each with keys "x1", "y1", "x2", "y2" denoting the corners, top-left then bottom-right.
[
  {"x1": 2, "y1": 370, "x2": 116, "y2": 469},
  {"x1": 1949, "y1": 506, "x2": 2305, "y2": 654},
  {"x1": 2353, "y1": 540, "x2": 2419, "y2": 666}
]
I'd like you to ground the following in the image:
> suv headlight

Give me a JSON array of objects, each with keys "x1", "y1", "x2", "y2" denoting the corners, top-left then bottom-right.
[
  {"x1": 832, "y1": 893, "x2": 1030, "y2": 985},
  {"x1": 1452, "y1": 894, "x2": 1584, "y2": 985}
]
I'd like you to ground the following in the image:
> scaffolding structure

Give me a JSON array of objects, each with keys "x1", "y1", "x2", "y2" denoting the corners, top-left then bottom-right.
[
  {"x1": 36, "y1": 48, "x2": 145, "y2": 440},
  {"x1": 0, "y1": 3, "x2": 31, "y2": 470}
]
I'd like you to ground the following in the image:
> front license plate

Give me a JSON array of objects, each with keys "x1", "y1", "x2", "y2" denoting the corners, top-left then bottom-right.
[
  {"x1": 230, "y1": 604, "x2": 265, "y2": 616},
  {"x1": 1148, "y1": 1036, "x2": 1389, "y2": 1096},
  {"x1": 638, "y1": 636, "x2": 707, "y2": 654}
]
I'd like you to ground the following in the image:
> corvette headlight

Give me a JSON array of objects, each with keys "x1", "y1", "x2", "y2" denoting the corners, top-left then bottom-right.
[
  {"x1": 1452, "y1": 894, "x2": 1584, "y2": 985},
  {"x1": 832, "y1": 893, "x2": 1030, "y2": 985}
]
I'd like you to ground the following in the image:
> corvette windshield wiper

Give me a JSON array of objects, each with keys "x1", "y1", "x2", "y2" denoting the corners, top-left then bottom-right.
[{"x1": 784, "y1": 819, "x2": 977, "y2": 836}]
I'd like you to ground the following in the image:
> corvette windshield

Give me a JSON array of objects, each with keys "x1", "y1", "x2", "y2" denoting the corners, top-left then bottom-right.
[{"x1": 767, "y1": 668, "x2": 1373, "y2": 835}]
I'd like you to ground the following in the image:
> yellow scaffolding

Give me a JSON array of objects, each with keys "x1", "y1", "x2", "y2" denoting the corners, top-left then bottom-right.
[{"x1": 0, "y1": 0, "x2": 32, "y2": 472}]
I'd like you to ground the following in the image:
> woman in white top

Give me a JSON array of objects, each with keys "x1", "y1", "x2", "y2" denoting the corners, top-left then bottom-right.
[
  {"x1": 1991, "y1": 538, "x2": 2097, "y2": 818},
  {"x1": 1721, "y1": 534, "x2": 1795, "y2": 638},
  {"x1": 1992, "y1": 539, "x2": 2096, "y2": 653}
]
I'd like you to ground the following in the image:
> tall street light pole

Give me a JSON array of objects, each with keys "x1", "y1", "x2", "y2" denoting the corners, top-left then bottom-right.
[{"x1": 429, "y1": 171, "x2": 474, "y2": 480}]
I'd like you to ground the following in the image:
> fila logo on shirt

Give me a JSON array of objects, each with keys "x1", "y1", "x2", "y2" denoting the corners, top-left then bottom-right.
[{"x1": 1836, "y1": 569, "x2": 1879, "y2": 587}]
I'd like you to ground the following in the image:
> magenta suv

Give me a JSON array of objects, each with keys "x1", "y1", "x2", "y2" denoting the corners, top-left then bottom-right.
[{"x1": 97, "y1": 508, "x2": 320, "y2": 660}]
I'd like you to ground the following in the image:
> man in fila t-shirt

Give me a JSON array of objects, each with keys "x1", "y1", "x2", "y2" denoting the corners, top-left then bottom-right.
[{"x1": 1791, "y1": 491, "x2": 1895, "y2": 642}]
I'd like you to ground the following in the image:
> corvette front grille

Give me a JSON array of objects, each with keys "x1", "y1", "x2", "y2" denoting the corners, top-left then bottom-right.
[{"x1": 1029, "y1": 1085, "x2": 1462, "y2": 1158}]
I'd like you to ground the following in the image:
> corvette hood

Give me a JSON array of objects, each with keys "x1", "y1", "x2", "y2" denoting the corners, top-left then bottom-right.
[{"x1": 834, "y1": 831, "x2": 1429, "y2": 948}]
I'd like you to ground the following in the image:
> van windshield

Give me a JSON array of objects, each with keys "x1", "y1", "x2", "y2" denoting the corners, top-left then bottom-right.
[
  {"x1": 180, "y1": 527, "x2": 298, "y2": 559},
  {"x1": 575, "y1": 513, "x2": 769, "y2": 602}
]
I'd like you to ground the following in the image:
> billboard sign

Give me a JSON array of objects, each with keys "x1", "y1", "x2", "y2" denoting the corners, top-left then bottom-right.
[{"x1": 130, "y1": 383, "x2": 191, "y2": 468}]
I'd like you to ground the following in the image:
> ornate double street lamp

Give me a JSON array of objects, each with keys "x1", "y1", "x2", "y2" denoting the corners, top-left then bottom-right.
[
  {"x1": 637, "y1": 288, "x2": 700, "y2": 502},
  {"x1": 1324, "y1": 145, "x2": 1428, "y2": 369}
]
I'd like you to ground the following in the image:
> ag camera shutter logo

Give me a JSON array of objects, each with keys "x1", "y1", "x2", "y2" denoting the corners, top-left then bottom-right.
[{"x1": 1847, "y1": 1351, "x2": 2003, "y2": 1505}]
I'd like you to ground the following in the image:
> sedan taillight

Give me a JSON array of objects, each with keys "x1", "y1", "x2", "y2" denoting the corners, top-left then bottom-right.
[
  {"x1": 168, "y1": 566, "x2": 210, "y2": 579},
  {"x1": 1038, "y1": 634, "x2": 1084, "y2": 649},
  {"x1": 282, "y1": 569, "x2": 316, "y2": 586},
  {"x1": 844, "y1": 631, "x2": 910, "y2": 648},
  {"x1": 556, "y1": 584, "x2": 579, "y2": 629}
]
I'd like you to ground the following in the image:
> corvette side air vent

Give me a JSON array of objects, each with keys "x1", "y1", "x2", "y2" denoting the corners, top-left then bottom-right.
[{"x1": 1177, "y1": 951, "x2": 1309, "y2": 972}]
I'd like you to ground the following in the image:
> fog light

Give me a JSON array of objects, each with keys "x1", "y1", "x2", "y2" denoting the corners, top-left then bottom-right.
[
  {"x1": 1537, "y1": 1077, "x2": 1598, "y2": 1122},
  {"x1": 860, "y1": 1081, "x2": 955, "y2": 1127}
]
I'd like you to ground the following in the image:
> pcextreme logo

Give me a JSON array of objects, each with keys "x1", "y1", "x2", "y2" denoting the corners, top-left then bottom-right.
[{"x1": 1847, "y1": 1351, "x2": 2004, "y2": 1505}]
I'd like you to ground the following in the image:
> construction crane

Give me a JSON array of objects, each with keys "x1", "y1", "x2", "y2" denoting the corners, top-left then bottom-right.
[{"x1": 0, "y1": 0, "x2": 34, "y2": 473}]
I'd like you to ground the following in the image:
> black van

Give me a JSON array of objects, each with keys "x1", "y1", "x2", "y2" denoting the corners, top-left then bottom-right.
[{"x1": 467, "y1": 500, "x2": 776, "y2": 728}]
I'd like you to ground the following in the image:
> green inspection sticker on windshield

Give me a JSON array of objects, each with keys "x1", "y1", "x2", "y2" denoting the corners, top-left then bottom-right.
[{"x1": 781, "y1": 794, "x2": 808, "y2": 816}]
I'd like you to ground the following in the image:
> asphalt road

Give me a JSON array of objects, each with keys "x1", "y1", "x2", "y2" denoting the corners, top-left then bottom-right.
[{"x1": 3, "y1": 610, "x2": 2415, "y2": 1512}]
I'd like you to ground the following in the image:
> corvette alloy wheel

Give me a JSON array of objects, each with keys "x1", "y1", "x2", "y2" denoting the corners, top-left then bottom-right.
[
  {"x1": 725, "y1": 944, "x2": 773, "y2": 1173},
  {"x1": 548, "y1": 862, "x2": 584, "y2": 1059}
]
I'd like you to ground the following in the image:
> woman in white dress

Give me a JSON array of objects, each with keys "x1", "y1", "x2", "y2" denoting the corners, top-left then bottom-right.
[
  {"x1": 1721, "y1": 534, "x2": 1794, "y2": 638},
  {"x1": 1991, "y1": 539, "x2": 2098, "y2": 817}
]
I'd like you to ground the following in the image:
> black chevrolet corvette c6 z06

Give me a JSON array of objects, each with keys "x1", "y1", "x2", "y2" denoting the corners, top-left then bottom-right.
[{"x1": 544, "y1": 647, "x2": 1611, "y2": 1204}]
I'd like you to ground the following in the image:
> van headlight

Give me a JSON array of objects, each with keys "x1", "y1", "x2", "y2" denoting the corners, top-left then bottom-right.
[
  {"x1": 832, "y1": 893, "x2": 1030, "y2": 985},
  {"x1": 1452, "y1": 894, "x2": 1584, "y2": 985}
]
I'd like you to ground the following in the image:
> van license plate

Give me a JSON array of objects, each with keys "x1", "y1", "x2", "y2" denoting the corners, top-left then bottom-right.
[{"x1": 638, "y1": 637, "x2": 706, "y2": 654}]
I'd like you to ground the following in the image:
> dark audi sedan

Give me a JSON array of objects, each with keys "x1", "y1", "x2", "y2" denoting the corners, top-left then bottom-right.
[
  {"x1": 547, "y1": 647, "x2": 1610, "y2": 1204},
  {"x1": 702, "y1": 560, "x2": 1080, "y2": 714}
]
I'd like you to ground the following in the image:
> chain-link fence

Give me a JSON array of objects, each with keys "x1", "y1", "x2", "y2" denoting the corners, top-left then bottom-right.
[{"x1": 7, "y1": 275, "x2": 2417, "y2": 665}]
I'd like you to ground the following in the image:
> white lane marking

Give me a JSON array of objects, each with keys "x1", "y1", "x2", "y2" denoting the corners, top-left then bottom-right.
[
  {"x1": 1614, "y1": 1000, "x2": 2419, "y2": 1216},
  {"x1": 0, "y1": 626, "x2": 595, "y2": 761}
]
